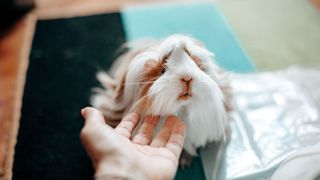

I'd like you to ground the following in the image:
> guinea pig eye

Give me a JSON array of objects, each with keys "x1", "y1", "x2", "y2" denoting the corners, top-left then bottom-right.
[
  {"x1": 162, "y1": 50, "x2": 173, "y2": 61},
  {"x1": 161, "y1": 68, "x2": 166, "y2": 74}
]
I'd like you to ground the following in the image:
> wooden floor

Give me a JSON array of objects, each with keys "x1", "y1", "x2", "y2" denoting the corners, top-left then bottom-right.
[{"x1": 0, "y1": 17, "x2": 26, "y2": 179}]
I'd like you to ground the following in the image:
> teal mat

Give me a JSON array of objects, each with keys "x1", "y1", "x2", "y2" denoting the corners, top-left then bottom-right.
[{"x1": 121, "y1": 2, "x2": 255, "y2": 72}]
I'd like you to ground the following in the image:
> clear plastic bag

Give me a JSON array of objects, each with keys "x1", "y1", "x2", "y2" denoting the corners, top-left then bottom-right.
[{"x1": 201, "y1": 66, "x2": 320, "y2": 180}]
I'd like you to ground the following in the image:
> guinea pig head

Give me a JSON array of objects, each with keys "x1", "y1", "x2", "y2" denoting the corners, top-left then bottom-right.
[{"x1": 123, "y1": 35, "x2": 226, "y2": 119}]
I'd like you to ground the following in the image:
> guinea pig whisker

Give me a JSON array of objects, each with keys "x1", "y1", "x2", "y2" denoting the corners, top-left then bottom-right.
[
  {"x1": 151, "y1": 75, "x2": 163, "y2": 80},
  {"x1": 122, "y1": 81, "x2": 155, "y2": 85},
  {"x1": 136, "y1": 75, "x2": 162, "y2": 83}
]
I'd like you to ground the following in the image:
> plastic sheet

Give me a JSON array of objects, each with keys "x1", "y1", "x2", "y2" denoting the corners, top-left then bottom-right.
[{"x1": 201, "y1": 66, "x2": 320, "y2": 180}]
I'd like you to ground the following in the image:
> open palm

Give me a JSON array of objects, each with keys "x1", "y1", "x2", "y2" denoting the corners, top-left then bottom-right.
[{"x1": 80, "y1": 107, "x2": 186, "y2": 180}]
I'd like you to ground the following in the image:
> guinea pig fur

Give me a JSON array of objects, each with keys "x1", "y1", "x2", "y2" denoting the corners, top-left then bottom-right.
[{"x1": 91, "y1": 35, "x2": 232, "y2": 156}]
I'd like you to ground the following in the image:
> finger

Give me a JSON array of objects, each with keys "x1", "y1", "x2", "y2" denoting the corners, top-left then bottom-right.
[
  {"x1": 115, "y1": 113, "x2": 140, "y2": 138},
  {"x1": 165, "y1": 117, "x2": 186, "y2": 158},
  {"x1": 132, "y1": 115, "x2": 160, "y2": 145},
  {"x1": 150, "y1": 116, "x2": 176, "y2": 147}
]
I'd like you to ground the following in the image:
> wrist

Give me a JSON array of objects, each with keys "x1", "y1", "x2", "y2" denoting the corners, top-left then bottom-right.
[
  {"x1": 95, "y1": 174, "x2": 129, "y2": 180},
  {"x1": 95, "y1": 171, "x2": 147, "y2": 180},
  {"x1": 95, "y1": 160, "x2": 148, "y2": 180}
]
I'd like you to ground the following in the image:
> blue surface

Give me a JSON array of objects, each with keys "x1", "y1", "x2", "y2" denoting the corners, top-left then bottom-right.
[{"x1": 121, "y1": 2, "x2": 255, "y2": 72}]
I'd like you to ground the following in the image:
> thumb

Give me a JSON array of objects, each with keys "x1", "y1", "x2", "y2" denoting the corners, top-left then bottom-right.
[
  {"x1": 81, "y1": 107, "x2": 105, "y2": 125},
  {"x1": 80, "y1": 107, "x2": 120, "y2": 165}
]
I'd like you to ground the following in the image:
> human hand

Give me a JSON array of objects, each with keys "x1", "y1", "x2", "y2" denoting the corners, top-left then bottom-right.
[{"x1": 80, "y1": 107, "x2": 186, "y2": 180}]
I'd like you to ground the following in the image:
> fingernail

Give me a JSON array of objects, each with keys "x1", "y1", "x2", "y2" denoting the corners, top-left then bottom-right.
[
  {"x1": 130, "y1": 113, "x2": 139, "y2": 121},
  {"x1": 81, "y1": 108, "x2": 88, "y2": 117},
  {"x1": 129, "y1": 113, "x2": 139, "y2": 121}
]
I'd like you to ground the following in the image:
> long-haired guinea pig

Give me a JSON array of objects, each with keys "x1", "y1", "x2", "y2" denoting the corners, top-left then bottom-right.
[{"x1": 91, "y1": 35, "x2": 232, "y2": 159}]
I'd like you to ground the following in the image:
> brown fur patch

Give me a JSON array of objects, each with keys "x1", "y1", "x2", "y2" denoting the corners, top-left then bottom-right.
[
  {"x1": 130, "y1": 97, "x2": 150, "y2": 115},
  {"x1": 114, "y1": 71, "x2": 127, "y2": 103},
  {"x1": 97, "y1": 97, "x2": 126, "y2": 127},
  {"x1": 104, "y1": 116, "x2": 122, "y2": 128},
  {"x1": 132, "y1": 59, "x2": 166, "y2": 113},
  {"x1": 139, "y1": 60, "x2": 165, "y2": 97}
]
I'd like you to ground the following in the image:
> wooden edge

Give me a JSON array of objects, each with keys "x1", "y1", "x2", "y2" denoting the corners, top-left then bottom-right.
[
  {"x1": 34, "y1": 0, "x2": 195, "y2": 20},
  {"x1": 35, "y1": 0, "x2": 148, "y2": 20},
  {"x1": 2, "y1": 13, "x2": 37, "y2": 180}
]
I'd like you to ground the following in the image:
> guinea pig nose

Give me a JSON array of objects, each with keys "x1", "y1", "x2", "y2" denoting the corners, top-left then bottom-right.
[{"x1": 180, "y1": 76, "x2": 192, "y2": 83}]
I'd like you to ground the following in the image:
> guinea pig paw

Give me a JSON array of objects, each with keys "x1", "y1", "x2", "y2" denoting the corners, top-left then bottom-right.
[{"x1": 179, "y1": 150, "x2": 193, "y2": 169}]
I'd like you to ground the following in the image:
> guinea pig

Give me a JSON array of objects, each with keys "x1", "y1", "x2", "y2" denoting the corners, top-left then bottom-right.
[{"x1": 91, "y1": 35, "x2": 232, "y2": 162}]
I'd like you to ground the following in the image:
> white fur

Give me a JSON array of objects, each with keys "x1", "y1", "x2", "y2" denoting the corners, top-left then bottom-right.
[{"x1": 92, "y1": 35, "x2": 229, "y2": 155}]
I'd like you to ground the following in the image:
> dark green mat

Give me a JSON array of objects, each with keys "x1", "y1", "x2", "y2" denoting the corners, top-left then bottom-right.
[{"x1": 13, "y1": 13, "x2": 205, "y2": 180}]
